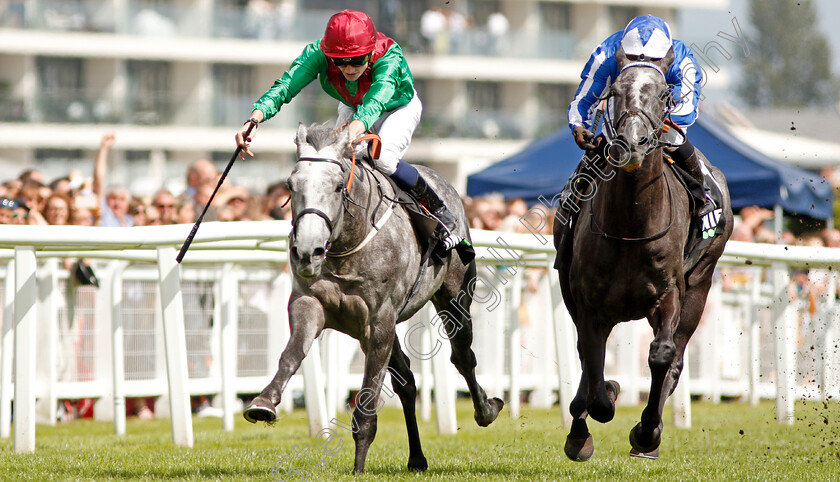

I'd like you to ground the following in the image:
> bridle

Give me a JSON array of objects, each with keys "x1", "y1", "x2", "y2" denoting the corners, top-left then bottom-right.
[
  {"x1": 601, "y1": 62, "x2": 678, "y2": 153},
  {"x1": 587, "y1": 62, "x2": 678, "y2": 241},
  {"x1": 290, "y1": 152, "x2": 394, "y2": 258}
]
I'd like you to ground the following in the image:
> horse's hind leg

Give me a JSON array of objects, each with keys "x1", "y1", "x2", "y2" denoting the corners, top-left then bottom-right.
[
  {"x1": 432, "y1": 267, "x2": 503, "y2": 427},
  {"x1": 387, "y1": 336, "x2": 428, "y2": 471},
  {"x1": 243, "y1": 294, "x2": 324, "y2": 423}
]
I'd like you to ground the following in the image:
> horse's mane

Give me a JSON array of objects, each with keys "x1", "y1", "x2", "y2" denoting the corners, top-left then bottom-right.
[{"x1": 301, "y1": 122, "x2": 353, "y2": 159}]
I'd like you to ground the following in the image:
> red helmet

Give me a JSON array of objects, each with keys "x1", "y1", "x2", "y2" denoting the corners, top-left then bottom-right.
[{"x1": 321, "y1": 10, "x2": 377, "y2": 58}]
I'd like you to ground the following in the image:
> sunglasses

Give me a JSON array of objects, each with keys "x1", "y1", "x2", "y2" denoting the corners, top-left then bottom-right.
[{"x1": 332, "y1": 54, "x2": 370, "y2": 68}]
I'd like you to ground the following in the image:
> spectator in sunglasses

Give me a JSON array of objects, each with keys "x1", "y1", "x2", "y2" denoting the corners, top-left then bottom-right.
[
  {"x1": 0, "y1": 197, "x2": 16, "y2": 224},
  {"x1": 235, "y1": 9, "x2": 463, "y2": 250}
]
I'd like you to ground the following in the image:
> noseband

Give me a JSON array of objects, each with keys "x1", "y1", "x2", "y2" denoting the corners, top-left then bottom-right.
[{"x1": 290, "y1": 156, "x2": 347, "y2": 244}]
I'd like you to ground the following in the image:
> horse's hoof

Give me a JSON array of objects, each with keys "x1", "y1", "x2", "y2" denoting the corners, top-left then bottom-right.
[
  {"x1": 243, "y1": 396, "x2": 277, "y2": 424},
  {"x1": 564, "y1": 434, "x2": 594, "y2": 462},
  {"x1": 629, "y1": 447, "x2": 660, "y2": 459},
  {"x1": 407, "y1": 455, "x2": 428, "y2": 472},
  {"x1": 475, "y1": 397, "x2": 505, "y2": 427},
  {"x1": 629, "y1": 421, "x2": 662, "y2": 454}
]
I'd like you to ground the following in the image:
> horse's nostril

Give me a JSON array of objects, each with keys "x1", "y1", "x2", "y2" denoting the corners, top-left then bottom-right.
[{"x1": 312, "y1": 247, "x2": 326, "y2": 258}]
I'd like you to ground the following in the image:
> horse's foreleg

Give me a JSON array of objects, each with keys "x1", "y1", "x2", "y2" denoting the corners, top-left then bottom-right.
[
  {"x1": 243, "y1": 295, "x2": 325, "y2": 423},
  {"x1": 352, "y1": 320, "x2": 395, "y2": 474},
  {"x1": 433, "y1": 284, "x2": 503, "y2": 428},
  {"x1": 631, "y1": 289, "x2": 682, "y2": 456},
  {"x1": 387, "y1": 336, "x2": 427, "y2": 471}
]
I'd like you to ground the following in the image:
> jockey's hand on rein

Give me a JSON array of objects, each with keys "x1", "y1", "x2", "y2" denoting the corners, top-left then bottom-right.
[{"x1": 573, "y1": 126, "x2": 598, "y2": 151}]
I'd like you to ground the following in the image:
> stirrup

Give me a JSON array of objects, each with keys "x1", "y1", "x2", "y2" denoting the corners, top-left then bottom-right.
[
  {"x1": 435, "y1": 224, "x2": 463, "y2": 250},
  {"x1": 430, "y1": 208, "x2": 462, "y2": 250},
  {"x1": 697, "y1": 199, "x2": 716, "y2": 217},
  {"x1": 696, "y1": 189, "x2": 717, "y2": 217}
]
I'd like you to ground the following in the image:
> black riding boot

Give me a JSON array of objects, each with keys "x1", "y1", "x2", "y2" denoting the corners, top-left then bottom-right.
[
  {"x1": 558, "y1": 164, "x2": 586, "y2": 214},
  {"x1": 671, "y1": 139, "x2": 715, "y2": 216},
  {"x1": 408, "y1": 175, "x2": 463, "y2": 250}
]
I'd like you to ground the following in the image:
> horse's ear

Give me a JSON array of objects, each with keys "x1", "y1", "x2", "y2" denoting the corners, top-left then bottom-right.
[
  {"x1": 615, "y1": 47, "x2": 629, "y2": 69},
  {"x1": 335, "y1": 125, "x2": 350, "y2": 149},
  {"x1": 295, "y1": 122, "x2": 308, "y2": 147},
  {"x1": 654, "y1": 47, "x2": 675, "y2": 72}
]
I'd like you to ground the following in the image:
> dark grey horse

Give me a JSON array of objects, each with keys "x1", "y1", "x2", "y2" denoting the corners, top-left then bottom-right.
[
  {"x1": 244, "y1": 122, "x2": 503, "y2": 473},
  {"x1": 554, "y1": 49, "x2": 733, "y2": 461}
]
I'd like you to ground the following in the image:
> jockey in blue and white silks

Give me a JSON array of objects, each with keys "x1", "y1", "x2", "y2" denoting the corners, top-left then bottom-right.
[
  {"x1": 568, "y1": 15, "x2": 703, "y2": 134},
  {"x1": 561, "y1": 15, "x2": 714, "y2": 219}
]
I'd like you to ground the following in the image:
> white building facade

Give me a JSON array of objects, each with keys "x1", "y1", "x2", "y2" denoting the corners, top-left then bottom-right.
[{"x1": 0, "y1": 0, "x2": 727, "y2": 196}]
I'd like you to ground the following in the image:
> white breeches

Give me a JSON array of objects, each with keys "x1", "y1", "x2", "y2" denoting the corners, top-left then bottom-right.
[{"x1": 335, "y1": 91, "x2": 422, "y2": 175}]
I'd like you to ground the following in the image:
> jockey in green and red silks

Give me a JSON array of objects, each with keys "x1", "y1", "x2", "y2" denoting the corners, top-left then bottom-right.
[
  {"x1": 561, "y1": 14, "x2": 714, "y2": 218},
  {"x1": 237, "y1": 9, "x2": 463, "y2": 250}
]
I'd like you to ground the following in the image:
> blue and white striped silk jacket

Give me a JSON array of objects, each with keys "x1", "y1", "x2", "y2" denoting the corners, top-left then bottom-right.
[{"x1": 567, "y1": 20, "x2": 704, "y2": 135}]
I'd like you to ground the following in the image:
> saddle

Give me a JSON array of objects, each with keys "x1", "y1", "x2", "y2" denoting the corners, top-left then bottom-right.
[
  {"x1": 383, "y1": 175, "x2": 475, "y2": 266},
  {"x1": 555, "y1": 156, "x2": 726, "y2": 274},
  {"x1": 665, "y1": 158, "x2": 727, "y2": 272}
]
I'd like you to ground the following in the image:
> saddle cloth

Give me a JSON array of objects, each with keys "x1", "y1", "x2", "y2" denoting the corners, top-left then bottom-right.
[{"x1": 665, "y1": 160, "x2": 727, "y2": 273}]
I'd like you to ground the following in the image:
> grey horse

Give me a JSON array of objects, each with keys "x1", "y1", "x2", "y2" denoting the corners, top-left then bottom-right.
[
  {"x1": 554, "y1": 49, "x2": 734, "y2": 461},
  {"x1": 243, "y1": 122, "x2": 504, "y2": 473}
]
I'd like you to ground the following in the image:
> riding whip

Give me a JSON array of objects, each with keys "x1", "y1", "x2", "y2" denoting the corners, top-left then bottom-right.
[{"x1": 176, "y1": 120, "x2": 256, "y2": 263}]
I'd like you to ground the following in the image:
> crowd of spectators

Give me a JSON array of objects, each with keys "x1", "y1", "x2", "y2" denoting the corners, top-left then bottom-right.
[{"x1": 0, "y1": 133, "x2": 293, "y2": 229}]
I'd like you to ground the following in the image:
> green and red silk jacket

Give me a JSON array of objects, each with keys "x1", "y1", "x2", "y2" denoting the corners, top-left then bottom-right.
[{"x1": 252, "y1": 34, "x2": 415, "y2": 131}]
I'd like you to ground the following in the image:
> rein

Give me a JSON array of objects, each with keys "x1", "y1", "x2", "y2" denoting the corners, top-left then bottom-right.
[{"x1": 588, "y1": 169, "x2": 676, "y2": 242}]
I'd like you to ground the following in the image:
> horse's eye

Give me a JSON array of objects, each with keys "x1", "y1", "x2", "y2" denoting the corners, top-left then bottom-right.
[{"x1": 335, "y1": 182, "x2": 345, "y2": 192}]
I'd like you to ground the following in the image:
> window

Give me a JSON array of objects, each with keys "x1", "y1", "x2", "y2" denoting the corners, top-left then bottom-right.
[
  {"x1": 213, "y1": 64, "x2": 254, "y2": 126},
  {"x1": 37, "y1": 57, "x2": 87, "y2": 123},
  {"x1": 539, "y1": 2, "x2": 571, "y2": 31},
  {"x1": 537, "y1": 83, "x2": 572, "y2": 136},
  {"x1": 126, "y1": 60, "x2": 172, "y2": 125},
  {"x1": 469, "y1": 0, "x2": 500, "y2": 27},
  {"x1": 609, "y1": 6, "x2": 639, "y2": 32},
  {"x1": 465, "y1": 81, "x2": 511, "y2": 138},
  {"x1": 467, "y1": 81, "x2": 500, "y2": 111}
]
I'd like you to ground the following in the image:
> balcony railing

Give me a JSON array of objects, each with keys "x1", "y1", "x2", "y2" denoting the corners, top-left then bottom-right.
[
  {"x1": 5, "y1": 86, "x2": 568, "y2": 140},
  {"x1": 1, "y1": 1, "x2": 578, "y2": 60}
]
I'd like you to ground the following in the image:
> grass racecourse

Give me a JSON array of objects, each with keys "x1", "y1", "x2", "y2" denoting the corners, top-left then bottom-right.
[{"x1": 0, "y1": 399, "x2": 838, "y2": 481}]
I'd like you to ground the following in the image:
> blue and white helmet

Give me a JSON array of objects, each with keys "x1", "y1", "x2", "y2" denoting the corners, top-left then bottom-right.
[{"x1": 620, "y1": 15, "x2": 673, "y2": 59}]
